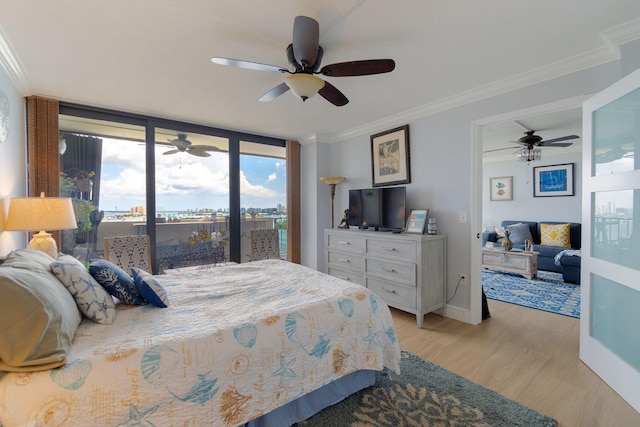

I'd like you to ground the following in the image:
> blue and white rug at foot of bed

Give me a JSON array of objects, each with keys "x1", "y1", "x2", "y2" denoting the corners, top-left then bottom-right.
[{"x1": 482, "y1": 269, "x2": 580, "y2": 318}]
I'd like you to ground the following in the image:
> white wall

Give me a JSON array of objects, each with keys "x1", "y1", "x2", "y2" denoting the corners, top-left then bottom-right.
[
  {"x1": 0, "y1": 64, "x2": 26, "y2": 255},
  {"x1": 482, "y1": 151, "x2": 583, "y2": 231},
  {"x1": 303, "y1": 59, "x2": 628, "y2": 318}
]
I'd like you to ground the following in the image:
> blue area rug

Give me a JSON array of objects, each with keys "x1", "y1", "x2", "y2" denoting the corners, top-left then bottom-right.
[{"x1": 483, "y1": 269, "x2": 580, "y2": 318}]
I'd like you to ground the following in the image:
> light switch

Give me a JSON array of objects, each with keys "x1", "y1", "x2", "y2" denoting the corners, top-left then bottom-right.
[{"x1": 459, "y1": 211, "x2": 468, "y2": 223}]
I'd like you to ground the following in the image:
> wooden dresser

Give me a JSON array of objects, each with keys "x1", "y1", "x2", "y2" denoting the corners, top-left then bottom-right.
[{"x1": 324, "y1": 228, "x2": 446, "y2": 327}]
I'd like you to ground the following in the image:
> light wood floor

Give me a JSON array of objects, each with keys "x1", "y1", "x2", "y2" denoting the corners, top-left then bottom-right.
[{"x1": 392, "y1": 300, "x2": 640, "y2": 427}]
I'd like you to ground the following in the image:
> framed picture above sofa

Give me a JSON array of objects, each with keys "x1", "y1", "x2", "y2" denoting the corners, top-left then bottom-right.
[
  {"x1": 533, "y1": 163, "x2": 574, "y2": 197},
  {"x1": 490, "y1": 176, "x2": 513, "y2": 201}
]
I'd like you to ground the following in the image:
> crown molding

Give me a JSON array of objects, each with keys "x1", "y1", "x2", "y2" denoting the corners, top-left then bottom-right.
[
  {"x1": 323, "y1": 18, "x2": 640, "y2": 144},
  {"x1": 0, "y1": 27, "x2": 31, "y2": 93}
]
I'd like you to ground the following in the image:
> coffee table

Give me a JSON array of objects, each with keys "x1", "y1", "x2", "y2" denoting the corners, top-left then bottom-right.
[{"x1": 482, "y1": 247, "x2": 538, "y2": 279}]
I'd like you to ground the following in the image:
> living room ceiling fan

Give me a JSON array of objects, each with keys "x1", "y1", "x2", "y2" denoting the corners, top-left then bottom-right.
[
  {"x1": 163, "y1": 134, "x2": 219, "y2": 158},
  {"x1": 484, "y1": 130, "x2": 579, "y2": 154},
  {"x1": 211, "y1": 15, "x2": 395, "y2": 106}
]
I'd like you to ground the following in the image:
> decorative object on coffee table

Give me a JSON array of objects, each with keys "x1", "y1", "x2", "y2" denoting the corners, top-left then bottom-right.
[{"x1": 502, "y1": 229, "x2": 513, "y2": 250}]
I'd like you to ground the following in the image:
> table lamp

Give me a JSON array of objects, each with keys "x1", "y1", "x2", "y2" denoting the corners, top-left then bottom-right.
[
  {"x1": 320, "y1": 176, "x2": 345, "y2": 228},
  {"x1": 5, "y1": 193, "x2": 77, "y2": 258}
]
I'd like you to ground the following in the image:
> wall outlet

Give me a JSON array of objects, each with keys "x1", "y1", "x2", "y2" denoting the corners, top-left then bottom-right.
[{"x1": 459, "y1": 274, "x2": 467, "y2": 285}]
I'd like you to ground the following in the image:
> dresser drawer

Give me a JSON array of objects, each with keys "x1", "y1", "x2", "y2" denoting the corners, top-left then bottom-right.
[
  {"x1": 367, "y1": 278, "x2": 416, "y2": 309},
  {"x1": 365, "y1": 238, "x2": 416, "y2": 263},
  {"x1": 365, "y1": 258, "x2": 415, "y2": 285},
  {"x1": 326, "y1": 233, "x2": 364, "y2": 254},
  {"x1": 327, "y1": 250, "x2": 364, "y2": 272},
  {"x1": 327, "y1": 267, "x2": 365, "y2": 286}
]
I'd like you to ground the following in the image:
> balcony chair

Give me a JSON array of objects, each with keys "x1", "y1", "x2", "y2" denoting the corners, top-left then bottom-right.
[
  {"x1": 250, "y1": 229, "x2": 280, "y2": 261},
  {"x1": 104, "y1": 235, "x2": 153, "y2": 274}
]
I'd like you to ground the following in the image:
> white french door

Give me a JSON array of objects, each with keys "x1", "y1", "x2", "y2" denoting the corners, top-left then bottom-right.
[{"x1": 581, "y1": 67, "x2": 640, "y2": 413}]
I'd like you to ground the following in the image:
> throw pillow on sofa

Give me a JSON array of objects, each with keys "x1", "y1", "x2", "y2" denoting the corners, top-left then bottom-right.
[
  {"x1": 541, "y1": 223, "x2": 571, "y2": 247},
  {"x1": 506, "y1": 223, "x2": 533, "y2": 245}
]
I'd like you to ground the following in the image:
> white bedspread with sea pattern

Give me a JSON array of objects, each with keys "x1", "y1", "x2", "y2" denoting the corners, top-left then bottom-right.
[{"x1": 0, "y1": 260, "x2": 400, "y2": 426}]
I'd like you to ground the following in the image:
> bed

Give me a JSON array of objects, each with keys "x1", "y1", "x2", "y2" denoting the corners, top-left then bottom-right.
[{"x1": 0, "y1": 251, "x2": 401, "y2": 426}]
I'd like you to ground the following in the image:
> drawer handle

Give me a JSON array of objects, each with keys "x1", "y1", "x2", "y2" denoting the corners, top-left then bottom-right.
[
  {"x1": 382, "y1": 247, "x2": 397, "y2": 251},
  {"x1": 382, "y1": 267, "x2": 397, "y2": 273},
  {"x1": 338, "y1": 241, "x2": 351, "y2": 245},
  {"x1": 338, "y1": 258, "x2": 351, "y2": 263},
  {"x1": 382, "y1": 287, "x2": 398, "y2": 294}
]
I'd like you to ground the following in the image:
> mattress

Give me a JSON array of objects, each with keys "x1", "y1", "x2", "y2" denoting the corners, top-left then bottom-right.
[{"x1": 0, "y1": 259, "x2": 401, "y2": 426}]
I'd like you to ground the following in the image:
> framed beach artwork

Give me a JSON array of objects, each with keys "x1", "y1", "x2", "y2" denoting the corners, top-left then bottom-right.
[
  {"x1": 405, "y1": 209, "x2": 429, "y2": 234},
  {"x1": 489, "y1": 176, "x2": 512, "y2": 201},
  {"x1": 370, "y1": 124, "x2": 411, "y2": 187},
  {"x1": 533, "y1": 163, "x2": 574, "y2": 197}
]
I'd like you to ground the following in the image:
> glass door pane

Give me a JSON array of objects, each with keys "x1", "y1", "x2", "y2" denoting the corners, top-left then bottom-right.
[
  {"x1": 239, "y1": 141, "x2": 287, "y2": 262},
  {"x1": 153, "y1": 128, "x2": 229, "y2": 272},
  {"x1": 59, "y1": 116, "x2": 146, "y2": 262}
]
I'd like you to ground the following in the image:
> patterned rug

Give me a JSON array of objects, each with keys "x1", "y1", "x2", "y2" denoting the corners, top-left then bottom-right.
[
  {"x1": 296, "y1": 350, "x2": 557, "y2": 426},
  {"x1": 483, "y1": 269, "x2": 580, "y2": 318}
]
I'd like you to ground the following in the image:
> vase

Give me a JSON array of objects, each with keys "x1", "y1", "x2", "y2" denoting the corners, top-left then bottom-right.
[{"x1": 502, "y1": 229, "x2": 513, "y2": 251}]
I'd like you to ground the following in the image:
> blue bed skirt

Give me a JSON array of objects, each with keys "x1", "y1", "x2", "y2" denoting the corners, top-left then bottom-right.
[{"x1": 243, "y1": 369, "x2": 376, "y2": 427}]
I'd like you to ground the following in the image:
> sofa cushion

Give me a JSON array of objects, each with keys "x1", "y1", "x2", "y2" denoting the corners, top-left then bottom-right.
[
  {"x1": 506, "y1": 223, "x2": 534, "y2": 245},
  {"x1": 502, "y1": 221, "x2": 539, "y2": 244},
  {"x1": 540, "y1": 223, "x2": 571, "y2": 247}
]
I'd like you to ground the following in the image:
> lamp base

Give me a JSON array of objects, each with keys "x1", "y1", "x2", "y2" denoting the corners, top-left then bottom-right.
[{"x1": 28, "y1": 230, "x2": 58, "y2": 259}]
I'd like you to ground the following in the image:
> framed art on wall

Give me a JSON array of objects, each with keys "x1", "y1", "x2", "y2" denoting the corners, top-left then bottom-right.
[
  {"x1": 534, "y1": 163, "x2": 574, "y2": 197},
  {"x1": 489, "y1": 176, "x2": 513, "y2": 201},
  {"x1": 370, "y1": 124, "x2": 410, "y2": 187},
  {"x1": 405, "y1": 209, "x2": 429, "y2": 234}
]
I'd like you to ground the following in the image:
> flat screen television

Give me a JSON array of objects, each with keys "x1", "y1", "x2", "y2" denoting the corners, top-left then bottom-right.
[{"x1": 348, "y1": 187, "x2": 406, "y2": 231}]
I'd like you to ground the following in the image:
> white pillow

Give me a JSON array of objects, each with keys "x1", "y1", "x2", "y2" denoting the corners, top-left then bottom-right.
[{"x1": 50, "y1": 254, "x2": 116, "y2": 324}]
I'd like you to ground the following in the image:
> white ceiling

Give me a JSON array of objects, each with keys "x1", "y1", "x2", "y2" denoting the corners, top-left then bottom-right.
[{"x1": 1, "y1": 1, "x2": 639, "y2": 145}]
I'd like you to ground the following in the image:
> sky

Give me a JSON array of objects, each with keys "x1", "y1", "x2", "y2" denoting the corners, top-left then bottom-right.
[{"x1": 98, "y1": 139, "x2": 286, "y2": 212}]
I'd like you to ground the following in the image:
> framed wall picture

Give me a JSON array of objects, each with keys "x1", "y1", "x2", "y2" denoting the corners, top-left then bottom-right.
[
  {"x1": 534, "y1": 163, "x2": 574, "y2": 197},
  {"x1": 370, "y1": 124, "x2": 410, "y2": 187},
  {"x1": 489, "y1": 176, "x2": 513, "y2": 201},
  {"x1": 405, "y1": 209, "x2": 429, "y2": 234}
]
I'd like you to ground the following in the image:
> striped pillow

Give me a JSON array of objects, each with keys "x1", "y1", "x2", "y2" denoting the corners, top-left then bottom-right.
[{"x1": 540, "y1": 223, "x2": 571, "y2": 247}]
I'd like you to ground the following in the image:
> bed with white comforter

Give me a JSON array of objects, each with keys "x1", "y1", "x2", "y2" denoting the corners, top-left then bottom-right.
[{"x1": 0, "y1": 259, "x2": 400, "y2": 426}]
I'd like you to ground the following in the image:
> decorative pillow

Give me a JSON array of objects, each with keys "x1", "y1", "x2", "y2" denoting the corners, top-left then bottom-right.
[
  {"x1": 50, "y1": 254, "x2": 117, "y2": 324},
  {"x1": 541, "y1": 223, "x2": 571, "y2": 247},
  {"x1": 494, "y1": 226, "x2": 506, "y2": 243},
  {"x1": 89, "y1": 259, "x2": 146, "y2": 305},
  {"x1": 2, "y1": 248, "x2": 56, "y2": 271},
  {"x1": 131, "y1": 268, "x2": 170, "y2": 308},
  {"x1": 0, "y1": 266, "x2": 81, "y2": 372},
  {"x1": 506, "y1": 223, "x2": 534, "y2": 245}
]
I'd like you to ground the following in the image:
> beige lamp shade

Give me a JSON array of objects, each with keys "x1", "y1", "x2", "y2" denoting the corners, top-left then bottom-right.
[
  {"x1": 285, "y1": 74, "x2": 325, "y2": 101},
  {"x1": 319, "y1": 176, "x2": 345, "y2": 185},
  {"x1": 5, "y1": 195, "x2": 77, "y2": 258}
]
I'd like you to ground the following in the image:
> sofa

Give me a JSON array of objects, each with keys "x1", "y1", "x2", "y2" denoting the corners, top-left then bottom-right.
[{"x1": 482, "y1": 220, "x2": 581, "y2": 274}]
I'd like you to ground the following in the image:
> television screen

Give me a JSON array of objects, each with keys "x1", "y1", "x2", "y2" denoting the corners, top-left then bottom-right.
[{"x1": 348, "y1": 187, "x2": 406, "y2": 231}]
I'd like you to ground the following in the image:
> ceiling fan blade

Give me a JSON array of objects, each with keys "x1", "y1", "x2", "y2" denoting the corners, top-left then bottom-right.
[
  {"x1": 320, "y1": 59, "x2": 395, "y2": 77},
  {"x1": 542, "y1": 135, "x2": 579, "y2": 144},
  {"x1": 187, "y1": 150, "x2": 211, "y2": 157},
  {"x1": 211, "y1": 57, "x2": 287, "y2": 73},
  {"x1": 292, "y1": 16, "x2": 319, "y2": 67},
  {"x1": 190, "y1": 145, "x2": 220, "y2": 152},
  {"x1": 318, "y1": 81, "x2": 349, "y2": 106},
  {"x1": 163, "y1": 149, "x2": 179, "y2": 155},
  {"x1": 259, "y1": 82, "x2": 290, "y2": 102},
  {"x1": 483, "y1": 147, "x2": 516, "y2": 153}
]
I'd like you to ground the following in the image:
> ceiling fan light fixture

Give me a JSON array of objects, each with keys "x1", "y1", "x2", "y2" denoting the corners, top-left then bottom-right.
[
  {"x1": 516, "y1": 146, "x2": 542, "y2": 163},
  {"x1": 285, "y1": 73, "x2": 325, "y2": 101}
]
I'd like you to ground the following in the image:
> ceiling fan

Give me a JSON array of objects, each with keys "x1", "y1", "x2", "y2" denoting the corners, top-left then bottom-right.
[
  {"x1": 163, "y1": 134, "x2": 219, "y2": 158},
  {"x1": 484, "y1": 130, "x2": 579, "y2": 154},
  {"x1": 211, "y1": 15, "x2": 395, "y2": 106}
]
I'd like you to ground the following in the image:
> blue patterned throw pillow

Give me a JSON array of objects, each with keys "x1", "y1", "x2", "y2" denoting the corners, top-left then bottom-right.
[
  {"x1": 89, "y1": 259, "x2": 146, "y2": 305},
  {"x1": 131, "y1": 268, "x2": 170, "y2": 308},
  {"x1": 50, "y1": 254, "x2": 116, "y2": 324}
]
